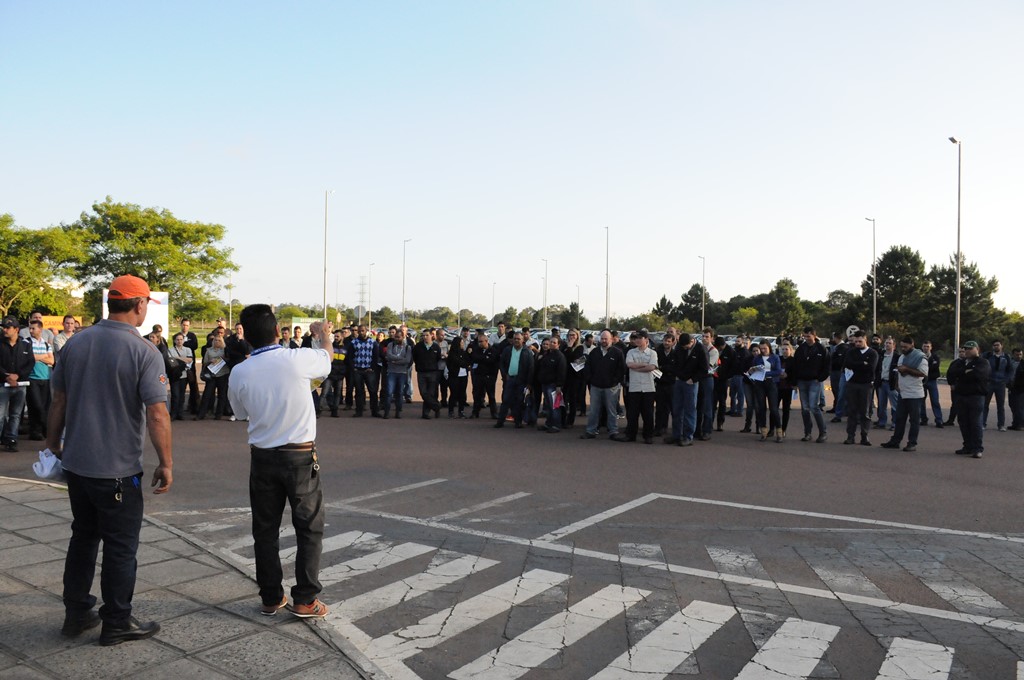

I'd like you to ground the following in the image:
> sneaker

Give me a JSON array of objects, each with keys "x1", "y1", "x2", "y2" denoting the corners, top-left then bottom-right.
[
  {"x1": 228, "y1": 415, "x2": 236, "y2": 422},
  {"x1": 801, "y1": 435, "x2": 812, "y2": 442},
  {"x1": 972, "y1": 451, "x2": 983, "y2": 458},
  {"x1": 3, "y1": 440, "x2": 18, "y2": 452},
  {"x1": 545, "y1": 426, "x2": 561, "y2": 434},
  {"x1": 261, "y1": 596, "x2": 288, "y2": 616},
  {"x1": 999, "y1": 426, "x2": 1008, "y2": 432},
  {"x1": 955, "y1": 448, "x2": 970, "y2": 455},
  {"x1": 678, "y1": 439, "x2": 694, "y2": 447},
  {"x1": 843, "y1": 438, "x2": 855, "y2": 445},
  {"x1": 902, "y1": 445, "x2": 917, "y2": 452},
  {"x1": 288, "y1": 599, "x2": 329, "y2": 618},
  {"x1": 815, "y1": 434, "x2": 828, "y2": 443},
  {"x1": 880, "y1": 441, "x2": 900, "y2": 449}
]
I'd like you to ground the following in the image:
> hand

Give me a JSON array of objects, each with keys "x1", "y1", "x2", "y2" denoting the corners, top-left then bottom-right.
[
  {"x1": 5, "y1": 374, "x2": 18, "y2": 387},
  {"x1": 151, "y1": 465, "x2": 172, "y2": 494},
  {"x1": 309, "y1": 321, "x2": 323, "y2": 336}
]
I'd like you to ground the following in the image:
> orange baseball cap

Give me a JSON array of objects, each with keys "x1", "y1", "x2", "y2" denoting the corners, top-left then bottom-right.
[{"x1": 108, "y1": 275, "x2": 160, "y2": 303}]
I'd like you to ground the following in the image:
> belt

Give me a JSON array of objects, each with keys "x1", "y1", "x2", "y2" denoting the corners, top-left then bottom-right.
[{"x1": 250, "y1": 443, "x2": 320, "y2": 473}]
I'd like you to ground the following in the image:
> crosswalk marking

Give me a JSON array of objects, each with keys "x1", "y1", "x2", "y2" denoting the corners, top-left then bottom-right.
[
  {"x1": 363, "y1": 569, "x2": 570, "y2": 666},
  {"x1": 431, "y1": 492, "x2": 532, "y2": 521},
  {"x1": 733, "y1": 618, "x2": 840, "y2": 679},
  {"x1": 337, "y1": 478, "x2": 448, "y2": 505},
  {"x1": 874, "y1": 637, "x2": 954, "y2": 679},
  {"x1": 448, "y1": 585, "x2": 649, "y2": 680},
  {"x1": 590, "y1": 600, "x2": 736, "y2": 679},
  {"x1": 798, "y1": 546, "x2": 889, "y2": 600},
  {"x1": 319, "y1": 541, "x2": 436, "y2": 587},
  {"x1": 886, "y1": 548, "x2": 1015, "y2": 618},
  {"x1": 332, "y1": 551, "x2": 500, "y2": 621},
  {"x1": 706, "y1": 545, "x2": 771, "y2": 580}
]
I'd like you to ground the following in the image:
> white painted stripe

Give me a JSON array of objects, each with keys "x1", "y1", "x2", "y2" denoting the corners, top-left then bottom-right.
[
  {"x1": 224, "y1": 526, "x2": 295, "y2": 553},
  {"x1": 185, "y1": 517, "x2": 250, "y2": 534},
  {"x1": 319, "y1": 541, "x2": 436, "y2": 587},
  {"x1": 150, "y1": 506, "x2": 251, "y2": 516},
  {"x1": 431, "y1": 492, "x2": 532, "y2": 521},
  {"x1": 364, "y1": 569, "x2": 569, "y2": 665},
  {"x1": 799, "y1": 547, "x2": 888, "y2": 600},
  {"x1": 1018, "y1": 660, "x2": 1023, "y2": 680},
  {"x1": 334, "y1": 478, "x2": 448, "y2": 505},
  {"x1": 332, "y1": 551, "x2": 500, "y2": 621},
  {"x1": 733, "y1": 618, "x2": 840, "y2": 679},
  {"x1": 885, "y1": 549, "x2": 1013, "y2": 617},
  {"x1": 874, "y1": 637, "x2": 954, "y2": 679},
  {"x1": 329, "y1": 502, "x2": 1024, "y2": 634},
  {"x1": 706, "y1": 546, "x2": 771, "y2": 579},
  {"x1": 591, "y1": 600, "x2": 736, "y2": 678},
  {"x1": 537, "y1": 493, "x2": 661, "y2": 541},
  {"x1": 280, "y1": 530, "x2": 381, "y2": 565},
  {"x1": 449, "y1": 585, "x2": 648, "y2": 680},
  {"x1": 655, "y1": 493, "x2": 1024, "y2": 545}
]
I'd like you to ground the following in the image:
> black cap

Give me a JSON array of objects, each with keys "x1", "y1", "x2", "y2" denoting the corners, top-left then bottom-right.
[{"x1": 1, "y1": 316, "x2": 18, "y2": 328}]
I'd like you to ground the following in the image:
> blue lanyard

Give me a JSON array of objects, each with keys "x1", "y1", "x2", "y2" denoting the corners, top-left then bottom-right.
[{"x1": 251, "y1": 344, "x2": 283, "y2": 357}]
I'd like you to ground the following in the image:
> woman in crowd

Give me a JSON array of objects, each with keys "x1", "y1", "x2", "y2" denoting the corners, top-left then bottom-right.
[
  {"x1": 168, "y1": 332, "x2": 194, "y2": 421},
  {"x1": 776, "y1": 341, "x2": 796, "y2": 441},
  {"x1": 197, "y1": 334, "x2": 231, "y2": 420},
  {"x1": 446, "y1": 336, "x2": 470, "y2": 418},
  {"x1": 748, "y1": 340, "x2": 782, "y2": 442},
  {"x1": 562, "y1": 329, "x2": 586, "y2": 428}
]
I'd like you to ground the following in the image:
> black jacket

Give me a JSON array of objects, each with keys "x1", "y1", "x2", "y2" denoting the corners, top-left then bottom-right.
[
  {"x1": 655, "y1": 345, "x2": 676, "y2": 385},
  {"x1": 500, "y1": 345, "x2": 534, "y2": 384},
  {"x1": 829, "y1": 342, "x2": 848, "y2": 371},
  {"x1": 1, "y1": 337, "x2": 35, "y2": 381},
  {"x1": 793, "y1": 340, "x2": 830, "y2": 382},
  {"x1": 716, "y1": 344, "x2": 737, "y2": 380},
  {"x1": 584, "y1": 346, "x2": 624, "y2": 388},
  {"x1": 562, "y1": 344, "x2": 586, "y2": 385},
  {"x1": 843, "y1": 346, "x2": 878, "y2": 384},
  {"x1": 412, "y1": 342, "x2": 442, "y2": 373},
  {"x1": 953, "y1": 356, "x2": 990, "y2": 396},
  {"x1": 535, "y1": 348, "x2": 567, "y2": 387},
  {"x1": 225, "y1": 335, "x2": 253, "y2": 367},
  {"x1": 467, "y1": 344, "x2": 500, "y2": 378},
  {"x1": 665, "y1": 342, "x2": 708, "y2": 384},
  {"x1": 925, "y1": 352, "x2": 941, "y2": 381}
]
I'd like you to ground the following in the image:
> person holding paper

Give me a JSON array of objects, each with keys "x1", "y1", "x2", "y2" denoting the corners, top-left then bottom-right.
[
  {"x1": 446, "y1": 336, "x2": 470, "y2": 418},
  {"x1": 197, "y1": 335, "x2": 230, "y2": 420},
  {"x1": 748, "y1": 340, "x2": 782, "y2": 442},
  {"x1": 616, "y1": 329, "x2": 658, "y2": 444},
  {"x1": 842, "y1": 330, "x2": 878, "y2": 445},
  {"x1": 0, "y1": 315, "x2": 34, "y2": 451},
  {"x1": 534, "y1": 335, "x2": 567, "y2": 433}
]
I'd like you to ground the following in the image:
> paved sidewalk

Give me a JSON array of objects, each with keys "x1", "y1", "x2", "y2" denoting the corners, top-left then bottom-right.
[{"x1": 0, "y1": 476, "x2": 367, "y2": 680}]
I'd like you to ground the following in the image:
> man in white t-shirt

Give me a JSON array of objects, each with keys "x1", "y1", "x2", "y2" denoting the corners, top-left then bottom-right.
[
  {"x1": 228, "y1": 305, "x2": 333, "y2": 620},
  {"x1": 881, "y1": 336, "x2": 927, "y2": 452}
]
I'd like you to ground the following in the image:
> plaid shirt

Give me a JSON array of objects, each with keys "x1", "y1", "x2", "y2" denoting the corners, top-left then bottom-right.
[{"x1": 351, "y1": 336, "x2": 377, "y2": 369}]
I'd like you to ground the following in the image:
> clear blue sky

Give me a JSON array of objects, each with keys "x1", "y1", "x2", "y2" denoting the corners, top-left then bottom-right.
[{"x1": 2, "y1": 1, "x2": 1021, "y2": 320}]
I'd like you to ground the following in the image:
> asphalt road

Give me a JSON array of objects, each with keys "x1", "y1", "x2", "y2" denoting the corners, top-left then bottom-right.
[{"x1": 4, "y1": 386, "x2": 1024, "y2": 679}]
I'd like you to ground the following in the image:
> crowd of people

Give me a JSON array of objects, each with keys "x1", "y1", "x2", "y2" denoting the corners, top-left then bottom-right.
[{"x1": 3, "y1": 311, "x2": 1023, "y2": 461}]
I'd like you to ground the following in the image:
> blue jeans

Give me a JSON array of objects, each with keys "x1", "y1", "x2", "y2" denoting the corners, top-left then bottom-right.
[
  {"x1": 542, "y1": 385, "x2": 563, "y2": 430},
  {"x1": 798, "y1": 380, "x2": 827, "y2": 436},
  {"x1": 728, "y1": 375, "x2": 745, "y2": 414},
  {"x1": 876, "y1": 383, "x2": 894, "y2": 426},
  {"x1": 63, "y1": 469, "x2": 144, "y2": 626},
  {"x1": 384, "y1": 372, "x2": 407, "y2": 415},
  {"x1": 699, "y1": 375, "x2": 715, "y2": 437},
  {"x1": 984, "y1": 382, "x2": 1006, "y2": 428},
  {"x1": 921, "y1": 379, "x2": 942, "y2": 423},
  {"x1": 586, "y1": 386, "x2": 620, "y2": 435},
  {"x1": 831, "y1": 372, "x2": 846, "y2": 417},
  {"x1": 671, "y1": 381, "x2": 698, "y2": 442},
  {"x1": 0, "y1": 385, "x2": 27, "y2": 444},
  {"x1": 498, "y1": 377, "x2": 528, "y2": 426}
]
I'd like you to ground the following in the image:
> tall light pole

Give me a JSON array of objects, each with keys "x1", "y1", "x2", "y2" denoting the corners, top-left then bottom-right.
[
  {"x1": 456, "y1": 274, "x2": 462, "y2": 330},
  {"x1": 491, "y1": 282, "x2": 496, "y2": 326},
  {"x1": 949, "y1": 136, "x2": 962, "y2": 352},
  {"x1": 323, "y1": 190, "x2": 334, "y2": 320},
  {"x1": 865, "y1": 218, "x2": 876, "y2": 336},
  {"x1": 698, "y1": 255, "x2": 706, "y2": 329},
  {"x1": 401, "y1": 238, "x2": 412, "y2": 324},
  {"x1": 576, "y1": 284, "x2": 581, "y2": 328},
  {"x1": 225, "y1": 277, "x2": 235, "y2": 327},
  {"x1": 604, "y1": 226, "x2": 610, "y2": 328},
  {"x1": 541, "y1": 258, "x2": 549, "y2": 329},
  {"x1": 368, "y1": 262, "x2": 375, "y2": 328}
]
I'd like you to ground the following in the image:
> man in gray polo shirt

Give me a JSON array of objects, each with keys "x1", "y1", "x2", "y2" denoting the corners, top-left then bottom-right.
[{"x1": 47, "y1": 274, "x2": 173, "y2": 645}]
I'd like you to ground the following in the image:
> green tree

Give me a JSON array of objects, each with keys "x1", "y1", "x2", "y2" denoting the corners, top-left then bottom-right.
[
  {"x1": 0, "y1": 214, "x2": 88, "y2": 317},
  {"x1": 925, "y1": 254, "x2": 1003, "y2": 348},
  {"x1": 761, "y1": 279, "x2": 809, "y2": 335},
  {"x1": 371, "y1": 306, "x2": 400, "y2": 327},
  {"x1": 66, "y1": 198, "x2": 237, "y2": 317},
  {"x1": 674, "y1": 283, "x2": 706, "y2": 323},
  {"x1": 557, "y1": 302, "x2": 590, "y2": 329},
  {"x1": 652, "y1": 295, "x2": 675, "y2": 318},
  {"x1": 861, "y1": 245, "x2": 929, "y2": 330},
  {"x1": 731, "y1": 307, "x2": 760, "y2": 333}
]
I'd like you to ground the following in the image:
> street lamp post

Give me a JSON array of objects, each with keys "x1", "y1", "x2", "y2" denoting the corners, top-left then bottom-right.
[
  {"x1": 698, "y1": 255, "x2": 706, "y2": 329},
  {"x1": 576, "y1": 284, "x2": 581, "y2": 328},
  {"x1": 323, "y1": 190, "x2": 334, "y2": 321},
  {"x1": 225, "y1": 277, "x2": 235, "y2": 327},
  {"x1": 368, "y1": 262, "x2": 375, "y2": 328},
  {"x1": 401, "y1": 238, "x2": 412, "y2": 324},
  {"x1": 604, "y1": 227, "x2": 610, "y2": 328},
  {"x1": 865, "y1": 218, "x2": 876, "y2": 336},
  {"x1": 456, "y1": 275, "x2": 461, "y2": 330},
  {"x1": 491, "y1": 282, "x2": 496, "y2": 326},
  {"x1": 949, "y1": 136, "x2": 962, "y2": 352},
  {"x1": 541, "y1": 259, "x2": 549, "y2": 329}
]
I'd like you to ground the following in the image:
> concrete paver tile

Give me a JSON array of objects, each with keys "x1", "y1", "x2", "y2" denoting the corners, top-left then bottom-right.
[
  {"x1": 167, "y1": 572, "x2": 256, "y2": 604},
  {"x1": 5, "y1": 559, "x2": 67, "y2": 589},
  {"x1": 14, "y1": 522, "x2": 72, "y2": 545},
  {"x1": 156, "y1": 608, "x2": 262, "y2": 653},
  {"x1": 0, "y1": 513, "x2": 65, "y2": 532},
  {"x1": 0, "y1": 663, "x2": 54, "y2": 679},
  {"x1": 195, "y1": 630, "x2": 327, "y2": 679},
  {"x1": 43, "y1": 638, "x2": 179, "y2": 680},
  {"x1": 138, "y1": 557, "x2": 221, "y2": 587},
  {"x1": 125, "y1": 657, "x2": 234, "y2": 679},
  {"x1": 130, "y1": 588, "x2": 206, "y2": 622}
]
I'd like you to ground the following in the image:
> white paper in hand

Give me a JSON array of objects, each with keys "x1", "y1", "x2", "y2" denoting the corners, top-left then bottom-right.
[{"x1": 32, "y1": 449, "x2": 65, "y2": 482}]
